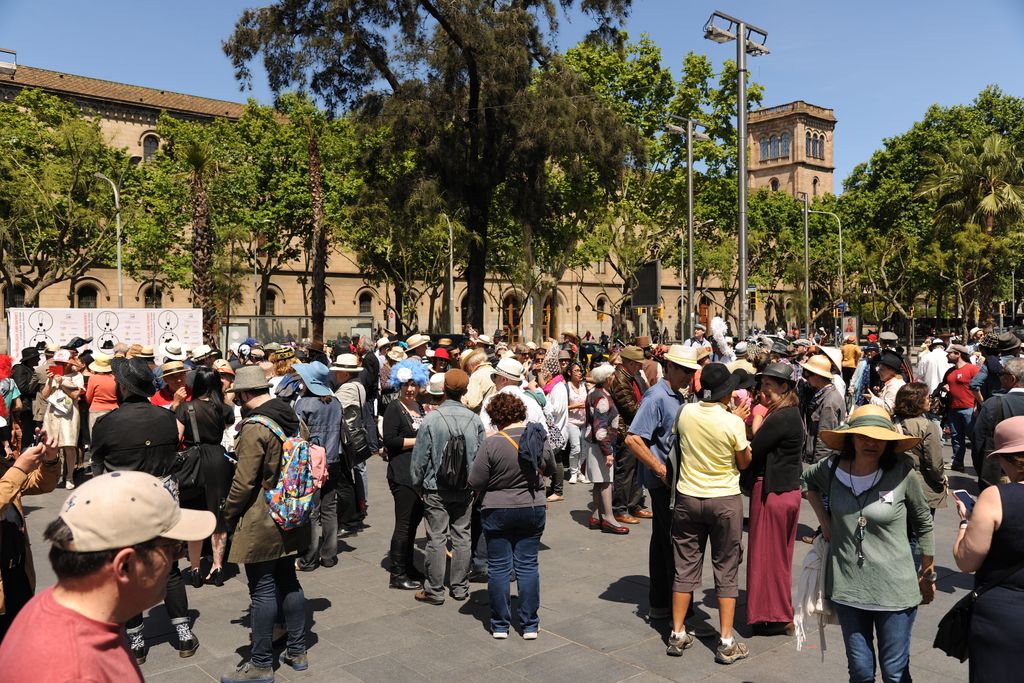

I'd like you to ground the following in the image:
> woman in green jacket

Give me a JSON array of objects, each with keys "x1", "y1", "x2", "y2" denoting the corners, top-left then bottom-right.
[{"x1": 803, "y1": 404, "x2": 935, "y2": 683}]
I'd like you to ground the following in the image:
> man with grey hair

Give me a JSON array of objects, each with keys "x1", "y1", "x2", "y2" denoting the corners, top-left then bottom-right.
[{"x1": 973, "y1": 356, "x2": 1024, "y2": 488}]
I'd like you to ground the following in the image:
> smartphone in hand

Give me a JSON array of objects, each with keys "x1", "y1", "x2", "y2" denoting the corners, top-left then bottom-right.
[{"x1": 953, "y1": 489, "x2": 975, "y2": 516}]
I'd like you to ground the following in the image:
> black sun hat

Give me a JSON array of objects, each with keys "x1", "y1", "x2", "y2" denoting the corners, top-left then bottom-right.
[
  {"x1": 112, "y1": 357, "x2": 157, "y2": 399},
  {"x1": 698, "y1": 362, "x2": 741, "y2": 402}
]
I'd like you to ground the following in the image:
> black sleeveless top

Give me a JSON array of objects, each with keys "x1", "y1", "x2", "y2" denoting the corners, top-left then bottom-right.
[{"x1": 976, "y1": 483, "x2": 1024, "y2": 588}]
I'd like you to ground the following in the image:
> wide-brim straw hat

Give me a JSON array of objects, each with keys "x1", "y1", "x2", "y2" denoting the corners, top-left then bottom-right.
[
  {"x1": 663, "y1": 344, "x2": 701, "y2": 370},
  {"x1": 232, "y1": 366, "x2": 272, "y2": 393},
  {"x1": 819, "y1": 405, "x2": 922, "y2": 453},
  {"x1": 799, "y1": 354, "x2": 834, "y2": 380},
  {"x1": 330, "y1": 353, "x2": 362, "y2": 373},
  {"x1": 88, "y1": 354, "x2": 113, "y2": 374}
]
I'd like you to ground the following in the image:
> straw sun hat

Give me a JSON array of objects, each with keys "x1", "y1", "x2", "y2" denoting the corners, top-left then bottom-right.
[{"x1": 819, "y1": 405, "x2": 921, "y2": 453}]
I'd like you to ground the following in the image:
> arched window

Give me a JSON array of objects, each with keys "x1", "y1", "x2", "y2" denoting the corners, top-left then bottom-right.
[
  {"x1": 817, "y1": 134, "x2": 825, "y2": 159},
  {"x1": 805, "y1": 131, "x2": 812, "y2": 158},
  {"x1": 502, "y1": 295, "x2": 522, "y2": 343},
  {"x1": 77, "y1": 285, "x2": 98, "y2": 309},
  {"x1": 264, "y1": 290, "x2": 277, "y2": 316},
  {"x1": 770, "y1": 135, "x2": 779, "y2": 159},
  {"x1": 596, "y1": 296, "x2": 607, "y2": 319},
  {"x1": 759, "y1": 138, "x2": 769, "y2": 161},
  {"x1": 142, "y1": 134, "x2": 160, "y2": 162},
  {"x1": 358, "y1": 291, "x2": 373, "y2": 315},
  {"x1": 812, "y1": 177, "x2": 820, "y2": 197},
  {"x1": 543, "y1": 293, "x2": 558, "y2": 340},
  {"x1": 780, "y1": 133, "x2": 790, "y2": 157},
  {"x1": 144, "y1": 285, "x2": 162, "y2": 309},
  {"x1": 769, "y1": 178, "x2": 780, "y2": 192},
  {"x1": 459, "y1": 295, "x2": 470, "y2": 330}
]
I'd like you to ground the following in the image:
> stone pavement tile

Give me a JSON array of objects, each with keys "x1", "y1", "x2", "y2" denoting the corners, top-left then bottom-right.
[
  {"x1": 458, "y1": 665, "x2": 532, "y2": 682},
  {"x1": 544, "y1": 605, "x2": 658, "y2": 653},
  {"x1": 145, "y1": 664, "x2": 218, "y2": 682},
  {"x1": 318, "y1": 614, "x2": 436, "y2": 658},
  {"x1": 396, "y1": 594, "x2": 495, "y2": 635},
  {"x1": 620, "y1": 672, "x2": 676, "y2": 683},
  {"x1": 908, "y1": 636, "x2": 969, "y2": 679},
  {"x1": 305, "y1": 588, "x2": 413, "y2": 629},
  {"x1": 343, "y1": 653, "x2": 432, "y2": 682},
  {"x1": 458, "y1": 620, "x2": 572, "y2": 662},
  {"x1": 391, "y1": 631, "x2": 534, "y2": 681},
  {"x1": 288, "y1": 662, "x2": 366, "y2": 683},
  {"x1": 513, "y1": 642, "x2": 642, "y2": 682},
  {"x1": 608, "y1": 633, "x2": 725, "y2": 683}
]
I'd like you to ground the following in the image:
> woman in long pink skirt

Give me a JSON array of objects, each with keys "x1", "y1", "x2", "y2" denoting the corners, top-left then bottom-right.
[{"x1": 746, "y1": 363, "x2": 804, "y2": 635}]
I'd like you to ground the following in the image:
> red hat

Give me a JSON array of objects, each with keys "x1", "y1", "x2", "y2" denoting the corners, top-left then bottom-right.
[
  {"x1": 433, "y1": 347, "x2": 450, "y2": 361},
  {"x1": 867, "y1": 333, "x2": 878, "y2": 342}
]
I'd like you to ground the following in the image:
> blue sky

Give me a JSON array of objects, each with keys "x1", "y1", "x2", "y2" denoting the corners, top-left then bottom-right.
[{"x1": 2, "y1": 0, "x2": 1023, "y2": 186}]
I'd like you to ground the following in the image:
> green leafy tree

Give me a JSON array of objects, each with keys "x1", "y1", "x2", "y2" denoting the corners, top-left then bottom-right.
[
  {"x1": 0, "y1": 90, "x2": 129, "y2": 305},
  {"x1": 223, "y1": 0, "x2": 633, "y2": 330}
]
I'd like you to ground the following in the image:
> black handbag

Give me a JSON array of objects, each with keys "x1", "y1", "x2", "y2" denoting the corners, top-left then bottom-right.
[
  {"x1": 173, "y1": 404, "x2": 205, "y2": 496},
  {"x1": 341, "y1": 402, "x2": 372, "y2": 470},
  {"x1": 934, "y1": 556, "x2": 1024, "y2": 661}
]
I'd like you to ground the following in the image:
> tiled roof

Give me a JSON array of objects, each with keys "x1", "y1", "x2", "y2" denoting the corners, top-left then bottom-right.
[{"x1": 2, "y1": 65, "x2": 246, "y2": 119}]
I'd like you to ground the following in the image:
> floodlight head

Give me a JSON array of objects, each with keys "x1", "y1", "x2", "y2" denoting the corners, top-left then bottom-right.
[
  {"x1": 663, "y1": 124, "x2": 686, "y2": 135},
  {"x1": 704, "y1": 24, "x2": 735, "y2": 44},
  {"x1": 693, "y1": 131, "x2": 712, "y2": 142}
]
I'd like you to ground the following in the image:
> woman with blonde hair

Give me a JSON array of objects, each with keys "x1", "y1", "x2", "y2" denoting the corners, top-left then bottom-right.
[{"x1": 745, "y1": 362, "x2": 803, "y2": 636}]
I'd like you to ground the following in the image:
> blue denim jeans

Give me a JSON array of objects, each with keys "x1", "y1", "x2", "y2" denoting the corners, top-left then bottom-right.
[
  {"x1": 834, "y1": 604, "x2": 916, "y2": 683},
  {"x1": 947, "y1": 407, "x2": 974, "y2": 466},
  {"x1": 481, "y1": 506, "x2": 546, "y2": 635},
  {"x1": 244, "y1": 557, "x2": 307, "y2": 668}
]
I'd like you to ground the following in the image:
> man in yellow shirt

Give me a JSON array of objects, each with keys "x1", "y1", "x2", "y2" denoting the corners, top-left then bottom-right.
[
  {"x1": 666, "y1": 363, "x2": 751, "y2": 664},
  {"x1": 841, "y1": 335, "x2": 862, "y2": 386}
]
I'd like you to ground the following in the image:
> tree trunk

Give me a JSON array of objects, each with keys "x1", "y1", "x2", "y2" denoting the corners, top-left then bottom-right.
[
  {"x1": 191, "y1": 171, "x2": 216, "y2": 343},
  {"x1": 308, "y1": 131, "x2": 327, "y2": 344},
  {"x1": 464, "y1": 189, "x2": 490, "y2": 332}
]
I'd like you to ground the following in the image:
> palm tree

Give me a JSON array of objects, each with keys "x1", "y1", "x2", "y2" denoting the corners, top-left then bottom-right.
[
  {"x1": 917, "y1": 133, "x2": 1024, "y2": 323},
  {"x1": 185, "y1": 141, "x2": 217, "y2": 343},
  {"x1": 918, "y1": 133, "x2": 1024, "y2": 232}
]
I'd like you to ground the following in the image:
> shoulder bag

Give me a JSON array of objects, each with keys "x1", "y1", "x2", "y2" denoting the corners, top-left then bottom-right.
[
  {"x1": 934, "y1": 556, "x2": 1024, "y2": 662},
  {"x1": 173, "y1": 403, "x2": 205, "y2": 496}
]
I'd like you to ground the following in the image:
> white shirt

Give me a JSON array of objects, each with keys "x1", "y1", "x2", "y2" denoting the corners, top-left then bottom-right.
[
  {"x1": 915, "y1": 348, "x2": 951, "y2": 393},
  {"x1": 870, "y1": 376, "x2": 906, "y2": 416},
  {"x1": 479, "y1": 384, "x2": 546, "y2": 434},
  {"x1": 544, "y1": 378, "x2": 570, "y2": 440}
]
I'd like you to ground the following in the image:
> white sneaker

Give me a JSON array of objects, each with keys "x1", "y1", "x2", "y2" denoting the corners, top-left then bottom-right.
[
  {"x1": 65, "y1": 481, "x2": 75, "y2": 490},
  {"x1": 523, "y1": 631, "x2": 538, "y2": 640},
  {"x1": 568, "y1": 472, "x2": 578, "y2": 484},
  {"x1": 492, "y1": 631, "x2": 508, "y2": 640},
  {"x1": 577, "y1": 474, "x2": 590, "y2": 484}
]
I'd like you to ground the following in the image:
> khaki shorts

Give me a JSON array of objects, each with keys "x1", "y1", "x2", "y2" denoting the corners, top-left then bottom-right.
[{"x1": 670, "y1": 493, "x2": 744, "y2": 598}]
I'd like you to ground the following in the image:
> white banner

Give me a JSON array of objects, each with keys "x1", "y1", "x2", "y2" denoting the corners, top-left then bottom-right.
[{"x1": 6, "y1": 308, "x2": 203, "y2": 360}]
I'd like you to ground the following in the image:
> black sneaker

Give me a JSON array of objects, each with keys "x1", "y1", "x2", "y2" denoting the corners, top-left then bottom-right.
[
  {"x1": 175, "y1": 623, "x2": 200, "y2": 658},
  {"x1": 467, "y1": 569, "x2": 488, "y2": 583},
  {"x1": 128, "y1": 630, "x2": 148, "y2": 664},
  {"x1": 666, "y1": 631, "x2": 694, "y2": 656}
]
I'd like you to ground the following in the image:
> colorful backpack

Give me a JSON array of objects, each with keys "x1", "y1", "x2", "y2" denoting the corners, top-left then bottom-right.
[{"x1": 242, "y1": 415, "x2": 318, "y2": 531}]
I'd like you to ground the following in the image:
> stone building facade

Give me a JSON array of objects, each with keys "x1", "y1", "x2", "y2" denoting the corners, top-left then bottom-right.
[
  {"x1": 1, "y1": 61, "x2": 827, "y2": 344},
  {"x1": 747, "y1": 101, "x2": 836, "y2": 198}
]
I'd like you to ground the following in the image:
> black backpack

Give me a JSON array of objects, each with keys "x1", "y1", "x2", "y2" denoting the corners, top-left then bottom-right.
[{"x1": 435, "y1": 413, "x2": 469, "y2": 490}]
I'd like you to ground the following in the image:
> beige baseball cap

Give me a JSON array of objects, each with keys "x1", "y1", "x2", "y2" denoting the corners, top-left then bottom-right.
[{"x1": 57, "y1": 471, "x2": 216, "y2": 552}]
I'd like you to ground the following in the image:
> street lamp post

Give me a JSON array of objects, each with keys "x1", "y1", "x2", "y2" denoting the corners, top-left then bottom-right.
[
  {"x1": 704, "y1": 11, "x2": 769, "y2": 339},
  {"x1": 664, "y1": 120, "x2": 711, "y2": 340},
  {"x1": 93, "y1": 172, "x2": 122, "y2": 307},
  {"x1": 799, "y1": 192, "x2": 811, "y2": 338}
]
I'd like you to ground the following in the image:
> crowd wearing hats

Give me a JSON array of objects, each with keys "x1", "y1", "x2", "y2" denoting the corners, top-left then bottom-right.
[{"x1": 4, "y1": 321, "x2": 1021, "y2": 680}]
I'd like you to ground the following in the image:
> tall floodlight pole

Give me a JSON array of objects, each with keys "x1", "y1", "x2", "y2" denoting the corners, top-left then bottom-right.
[
  {"x1": 704, "y1": 11, "x2": 768, "y2": 338},
  {"x1": 93, "y1": 173, "x2": 122, "y2": 307},
  {"x1": 665, "y1": 119, "x2": 711, "y2": 340}
]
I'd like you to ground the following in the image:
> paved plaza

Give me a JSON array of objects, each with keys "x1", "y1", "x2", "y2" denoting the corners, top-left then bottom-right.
[{"x1": 24, "y1": 455, "x2": 973, "y2": 682}]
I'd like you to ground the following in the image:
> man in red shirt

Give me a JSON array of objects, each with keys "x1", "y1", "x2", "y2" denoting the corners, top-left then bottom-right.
[
  {"x1": 150, "y1": 360, "x2": 191, "y2": 410},
  {"x1": 942, "y1": 344, "x2": 979, "y2": 472},
  {"x1": 0, "y1": 471, "x2": 215, "y2": 682}
]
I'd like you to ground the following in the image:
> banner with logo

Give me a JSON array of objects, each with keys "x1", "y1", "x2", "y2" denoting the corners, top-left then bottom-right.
[{"x1": 6, "y1": 308, "x2": 203, "y2": 357}]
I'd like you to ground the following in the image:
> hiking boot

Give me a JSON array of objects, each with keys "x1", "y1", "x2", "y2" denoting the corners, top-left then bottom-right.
[
  {"x1": 220, "y1": 661, "x2": 275, "y2": 683},
  {"x1": 666, "y1": 631, "x2": 694, "y2": 656},
  {"x1": 282, "y1": 651, "x2": 308, "y2": 671},
  {"x1": 715, "y1": 639, "x2": 749, "y2": 665}
]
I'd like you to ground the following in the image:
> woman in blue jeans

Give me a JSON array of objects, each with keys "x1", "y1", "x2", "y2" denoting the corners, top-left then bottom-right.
[
  {"x1": 469, "y1": 393, "x2": 553, "y2": 639},
  {"x1": 803, "y1": 405, "x2": 935, "y2": 683}
]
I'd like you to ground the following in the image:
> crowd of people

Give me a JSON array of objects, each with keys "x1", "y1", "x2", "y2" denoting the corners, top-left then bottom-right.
[{"x1": 0, "y1": 321, "x2": 1022, "y2": 681}]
